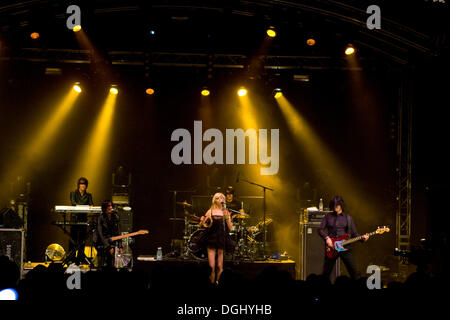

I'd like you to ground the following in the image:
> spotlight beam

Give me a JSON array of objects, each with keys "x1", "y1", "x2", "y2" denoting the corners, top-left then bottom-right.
[
  {"x1": 0, "y1": 87, "x2": 80, "y2": 183},
  {"x1": 64, "y1": 91, "x2": 117, "y2": 199},
  {"x1": 276, "y1": 95, "x2": 374, "y2": 213}
]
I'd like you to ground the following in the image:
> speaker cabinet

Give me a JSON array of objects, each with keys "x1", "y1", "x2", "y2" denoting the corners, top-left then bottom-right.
[
  {"x1": 117, "y1": 209, "x2": 133, "y2": 234},
  {"x1": 0, "y1": 228, "x2": 24, "y2": 278},
  {"x1": 301, "y1": 223, "x2": 339, "y2": 281}
]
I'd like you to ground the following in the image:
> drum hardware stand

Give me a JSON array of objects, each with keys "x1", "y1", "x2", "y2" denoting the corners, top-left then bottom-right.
[
  {"x1": 182, "y1": 213, "x2": 193, "y2": 259},
  {"x1": 227, "y1": 207, "x2": 254, "y2": 261},
  {"x1": 237, "y1": 178, "x2": 274, "y2": 260},
  {"x1": 168, "y1": 189, "x2": 196, "y2": 258}
]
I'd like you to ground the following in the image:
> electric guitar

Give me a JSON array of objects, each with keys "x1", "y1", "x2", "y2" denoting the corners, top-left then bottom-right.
[
  {"x1": 109, "y1": 229, "x2": 149, "y2": 242},
  {"x1": 325, "y1": 226, "x2": 390, "y2": 259},
  {"x1": 111, "y1": 230, "x2": 147, "y2": 269}
]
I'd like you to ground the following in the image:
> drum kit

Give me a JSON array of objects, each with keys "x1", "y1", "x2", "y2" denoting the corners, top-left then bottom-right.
[{"x1": 172, "y1": 201, "x2": 269, "y2": 261}]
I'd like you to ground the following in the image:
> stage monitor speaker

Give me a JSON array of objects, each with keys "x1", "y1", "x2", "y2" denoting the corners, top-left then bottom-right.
[
  {"x1": 116, "y1": 208, "x2": 133, "y2": 234},
  {"x1": 301, "y1": 223, "x2": 339, "y2": 281},
  {"x1": 0, "y1": 228, "x2": 24, "y2": 278}
]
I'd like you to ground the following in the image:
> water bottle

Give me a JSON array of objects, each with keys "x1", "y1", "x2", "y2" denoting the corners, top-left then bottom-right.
[
  {"x1": 156, "y1": 247, "x2": 163, "y2": 261},
  {"x1": 319, "y1": 198, "x2": 323, "y2": 211}
]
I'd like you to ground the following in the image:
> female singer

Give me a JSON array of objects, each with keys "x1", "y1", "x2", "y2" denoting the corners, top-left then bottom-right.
[{"x1": 199, "y1": 192, "x2": 234, "y2": 284}]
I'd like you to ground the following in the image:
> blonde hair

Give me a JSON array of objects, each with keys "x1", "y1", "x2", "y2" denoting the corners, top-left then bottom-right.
[{"x1": 210, "y1": 192, "x2": 225, "y2": 210}]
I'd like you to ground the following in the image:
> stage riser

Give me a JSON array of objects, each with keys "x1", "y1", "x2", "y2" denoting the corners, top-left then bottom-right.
[{"x1": 135, "y1": 259, "x2": 296, "y2": 284}]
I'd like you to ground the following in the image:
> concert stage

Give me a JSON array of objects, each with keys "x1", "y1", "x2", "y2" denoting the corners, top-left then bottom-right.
[
  {"x1": 134, "y1": 257, "x2": 296, "y2": 284},
  {"x1": 21, "y1": 258, "x2": 296, "y2": 283}
]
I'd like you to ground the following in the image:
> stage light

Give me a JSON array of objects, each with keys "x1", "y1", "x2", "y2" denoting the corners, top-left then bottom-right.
[
  {"x1": 266, "y1": 27, "x2": 276, "y2": 38},
  {"x1": 30, "y1": 32, "x2": 40, "y2": 39},
  {"x1": 273, "y1": 89, "x2": 283, "y2": 99},
  {"x1": 237, "y1": 88, "x2": 247, "y2": 97},
  {"x1": 306, "y1": 38, "x2": 316, "y2": 46},
  {"x1": 110, "y1": 87, "x2": 118, "y2": 95},
  {"x1": 201, "y1": 88, "x2": 210, "y2": 96},
  {"x1": 0, "y1": 289, "x2": 18, "y2": 301},
  {"x1": 146, "y1": 88, "x2": 155, "y2": 95},
  {"x1": 150, "y1": 30, "x2": 156, "y2": 35},
  {"x1": 45, "y1": 68, "x2": 62, "y2": 75},
  {"x1": 73, "y1": 25, "x2": 82, "y2": 32},
  {"x1": 73, "y1": 83, "x2": 82, "y2": 93},
  {"x1": 345, "y1": 45, "x2": 356, "y2": 55}
]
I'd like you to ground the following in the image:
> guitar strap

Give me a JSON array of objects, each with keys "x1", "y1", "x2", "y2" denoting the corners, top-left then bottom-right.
[{"x1": 332, "y1": 213, "x2": 338, "y2": 237}]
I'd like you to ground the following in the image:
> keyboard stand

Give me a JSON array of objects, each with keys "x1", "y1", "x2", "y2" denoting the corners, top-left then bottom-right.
[{"x1": 62, "y1": 224, "x2": 96, "y2": 267}]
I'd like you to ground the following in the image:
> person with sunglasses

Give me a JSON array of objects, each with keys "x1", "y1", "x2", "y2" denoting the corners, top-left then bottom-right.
[{"x1": 67, "y1": 177, "x2": 94, "y2": 264}]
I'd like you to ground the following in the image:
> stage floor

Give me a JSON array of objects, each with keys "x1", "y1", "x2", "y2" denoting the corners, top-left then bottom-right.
[
  {"x1": 22, "y1": 257, "x2": 296, "y2": 280},
  {"x1": 134, "y1": 256, "x2": 296, "y2": 282}
]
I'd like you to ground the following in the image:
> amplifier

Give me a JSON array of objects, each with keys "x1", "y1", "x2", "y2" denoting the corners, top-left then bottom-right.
[
  {"x1": 112, "y1": 194, "x2": 129, "y2": 205},
  {"x1": 0, "y1": 228, "x2": 24, "y2": 278},
  {"x1": 306, "y1": 209, "x2": 332, "y2": 222},
  {"x1": 116, "y1": 208, "x2": 133, "y2": 233},
  {"x1": 300, "y1": 223, "x2": 339, "y2": 281}
]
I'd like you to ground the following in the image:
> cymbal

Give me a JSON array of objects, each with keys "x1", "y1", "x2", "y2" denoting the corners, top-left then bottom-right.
[
  {"x1": 45, "y1": 243, "x2": 66, "y2": 261},
  {"x1": 176, "y1": 201, "x2": 192, "y2": 207},
  {"x1": 256, "y1": 218, "x2": 273, "y2": 226},
  {"x1": 233, "y1": 214, "x2": 250, "y2": 219}
]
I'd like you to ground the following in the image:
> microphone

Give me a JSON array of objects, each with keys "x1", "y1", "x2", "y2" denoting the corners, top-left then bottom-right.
[
  {"x1": 236, "y1": 172, "x2": 240, "y2": 183},
  {"x1": 221, "y1": 202, "x2": 226, "y2": 209}
]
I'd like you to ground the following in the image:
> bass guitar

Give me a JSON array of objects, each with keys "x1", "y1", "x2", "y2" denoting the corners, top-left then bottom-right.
[{"x1": 325, "y1": 226, "x2": 389, "y2": 259}]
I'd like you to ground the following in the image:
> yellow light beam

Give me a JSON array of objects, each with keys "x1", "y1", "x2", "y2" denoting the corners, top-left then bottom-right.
[
  {"x1": 0, "y1": 87, "x2": 80, "y2": 183},
  {"x1": 276, "y1": 95, "x2": 374, "y2": 213},
  {"x1": 237, "y1": 92, "x2": 258, "y2": 130},
  {"x1": 28, "y1": 89, "x2": 80, "y2": 157},
  {"x1": 74, "y1": 29, "x2": 113, "y2": 81},
  {"x1": 237, "y1": 93, "x2": 282, "y2": 189},
  {"x1": 65, "y1": 92, "x2": 117, "y2": 198}
]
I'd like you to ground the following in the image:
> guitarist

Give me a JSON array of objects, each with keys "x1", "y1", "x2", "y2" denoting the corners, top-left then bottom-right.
[
  {"x1": 318, "y1": 196, "x2": 369, "y2": 280},
  {"x1": 94, "y1": 200, "x2": 122, "y2": 268}
]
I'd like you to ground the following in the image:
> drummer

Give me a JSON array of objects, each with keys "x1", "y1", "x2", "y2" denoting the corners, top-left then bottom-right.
[{"x1": 225, "y1": 186, "x2": 246, "y2": 220}]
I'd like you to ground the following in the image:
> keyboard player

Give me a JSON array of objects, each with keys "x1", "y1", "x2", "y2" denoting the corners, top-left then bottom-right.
[
  {"x1": 68, "y1": 177, "x2": 94, "y2": 264},
  {"x1": 70, "y1": 177, "x2": 93, "y2": 206}
]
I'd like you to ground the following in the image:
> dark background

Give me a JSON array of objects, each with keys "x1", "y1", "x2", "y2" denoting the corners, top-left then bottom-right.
[{"x1": 0, "y1": 1, "x2": 449, "y2": 276}]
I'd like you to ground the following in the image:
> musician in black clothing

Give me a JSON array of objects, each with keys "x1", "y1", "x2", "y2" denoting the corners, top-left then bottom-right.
[
  {"x1": 70, "y1": 177, "x2": 93, "y2": 206},
  {"x1": 318, "y1": 196, "x2": 369, "y2": 280},
  {"x1": 225, "y1": 186, "x2": 245, "y2": 219},
  {"x1": 94, "y1": 200, "x2": 122, "y2": 268},
  {"x1": 68, "y1": 177, "x2": 94, "y2": 261}
]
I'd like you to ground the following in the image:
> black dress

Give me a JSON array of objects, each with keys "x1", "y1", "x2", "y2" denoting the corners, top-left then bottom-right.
[{"x1": 204, "y1": 215, "x2": 235, "y2": 252}]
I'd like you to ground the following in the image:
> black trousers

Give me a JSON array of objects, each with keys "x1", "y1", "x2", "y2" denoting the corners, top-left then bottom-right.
[
  {"x1": 69, "y1": 213, "x2": 87, "y2": 262},
  {"x1": 322, "y1": 250, "x2": 358, "y2": 280}
]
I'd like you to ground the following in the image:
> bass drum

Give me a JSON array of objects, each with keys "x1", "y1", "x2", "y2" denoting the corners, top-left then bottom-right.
[{"x1": 188, "y1": 228, "x2": 208, "y2": 260}]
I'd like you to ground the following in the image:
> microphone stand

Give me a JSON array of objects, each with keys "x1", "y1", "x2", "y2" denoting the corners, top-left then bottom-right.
[
  {"x1": 238, "y1": 178, "x2": 274, "y2": 260},
  {"x1": 222, "y1": 203, "x2": 226, "y2": 264}
]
